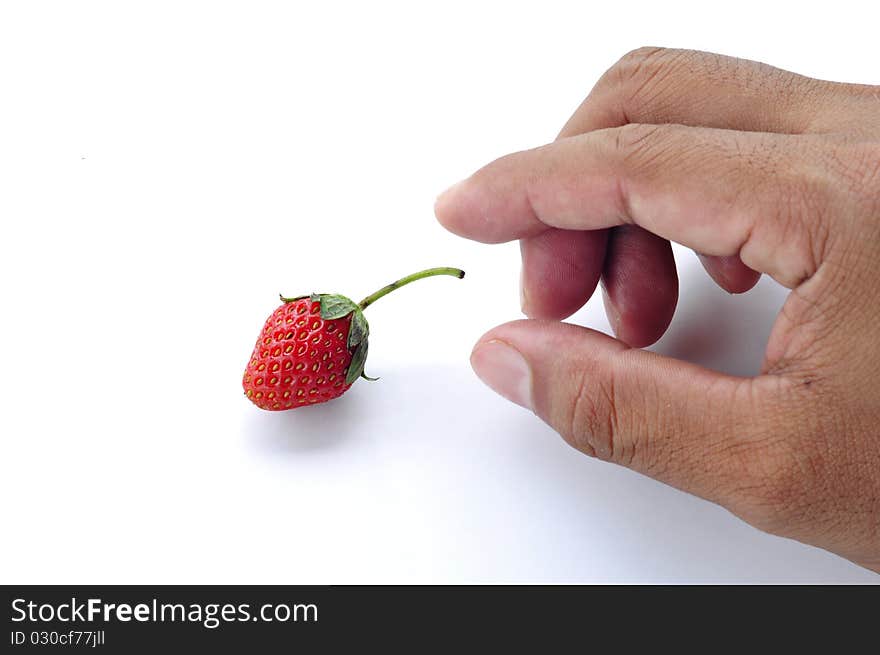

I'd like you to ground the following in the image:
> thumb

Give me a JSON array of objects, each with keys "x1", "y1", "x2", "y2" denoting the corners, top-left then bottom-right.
[{"x1": 470, "y1": 320, "x2": 768, "y2": 504}]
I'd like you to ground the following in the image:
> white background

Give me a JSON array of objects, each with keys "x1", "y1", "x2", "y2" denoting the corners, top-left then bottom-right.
[{"x1": 1, "y1": 1, "x2": 878, "y2": 582}]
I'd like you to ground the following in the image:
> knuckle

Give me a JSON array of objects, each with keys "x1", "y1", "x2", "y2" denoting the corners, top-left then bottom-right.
[
  {"x1": 828, "y1": 139, "x2": 880, "y2": 209},
  {"x1": 566, "y1": 365, "x2": 628, "y2": 464},
  {"x1": 609, "y1": 123, "x2": 685, "y2": 196},
  {"x1": 612, "y1": 122, "x2": 666, "y2": 151},
  {"x1": 777, "y1": 170, "x2": 833, "y2": 280},
  {"x1": 611, "y1": 123, "x2": 678, "y2": 170},
  {"x1": 614, "y1": 46, "x2": 672, "y2": 76},
  {"x1": 835, "y1": 82, "x2": 880, "y2": 116},
  {"x1": 844, "y1": 81, "x2": 880, "y2": 102},
  {"x1": 804, "y1": 81, "x2": 880, "y2": 135},
  {"x1": 772, "y1": 137, "x2": 880, "y2": 278},
  {"x1": 744, "y1": 139, "x2": 837, "y2": 286},
  {"x1": 603, "y1": 47, "x2": 687, "y2": 114}
]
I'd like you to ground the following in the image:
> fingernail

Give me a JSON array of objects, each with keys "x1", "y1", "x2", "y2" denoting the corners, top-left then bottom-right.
[
  {"x1": 601, "y1": 287, "x2": 621, "y2": 336},
  {"x1": 470, "y1": 339, "x2": 533, "y2": 410},
  {"x1": 519, "y1": 269, "x2": 530, "y2": 316}
]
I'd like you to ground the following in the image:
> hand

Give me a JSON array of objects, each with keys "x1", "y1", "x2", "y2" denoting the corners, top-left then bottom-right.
[{"x1": 435, "y1": 47, "x2": 880, "y2": 572}]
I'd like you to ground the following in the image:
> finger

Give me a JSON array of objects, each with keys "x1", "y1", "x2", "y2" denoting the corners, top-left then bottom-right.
[
  {"x1": 601, "y1": 226, "x2": 678, "y2": 347},
  {"x1": 435, "y1": 125, "x2": 830, "y2": 289},
  {"x1": 698, "y1": 254, "x2": 762, "y2": 294},
  {"x1": 519, "y1": 228, "x2": 607, "y2": 320},
  {"x1": 555, "y1": 47, "x2": 834, "y2": 306},
  {"x1": 470, "y1": 319, "x2": 773, "y2": 507},
  {"x1": 558, "y1": 47, "x2": 840, "y2": 138},
  {"x1": 521, "y1": 47, "x2": 806, "y2": 316}
]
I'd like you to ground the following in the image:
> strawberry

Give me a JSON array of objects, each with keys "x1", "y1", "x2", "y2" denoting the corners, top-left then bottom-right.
[{"x1": 243, "y1": 267, "x2": 465, "y2": 410}]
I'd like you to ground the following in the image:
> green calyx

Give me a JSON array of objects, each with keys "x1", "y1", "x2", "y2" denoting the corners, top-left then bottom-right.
[
  {"x1": 307, "y1": 293, "x2": 372, "y2": 384},
  {"x1": 281, "y1": 267, "x2": 465, "y2": 386}
]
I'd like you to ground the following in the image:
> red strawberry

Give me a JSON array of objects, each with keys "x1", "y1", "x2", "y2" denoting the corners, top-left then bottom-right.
[{"x1": 243, "y1": 267, "x2": 465, "y2": 410}]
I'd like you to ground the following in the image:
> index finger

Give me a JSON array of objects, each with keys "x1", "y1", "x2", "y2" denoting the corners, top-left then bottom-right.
[{"x1": 435, "y1": 124, "x2": 828, "y2": 289}]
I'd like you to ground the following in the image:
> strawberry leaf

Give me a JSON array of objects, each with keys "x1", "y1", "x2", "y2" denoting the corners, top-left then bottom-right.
[
  {"x1": 345, "y1": 339, "x2": 369, "y2": 385},
  {"x1": 347, "y1": 309, "x2": 369, "y2": 348},
  {"x1": 318, "y1": 294, "x2": 358, "y2": 320}
]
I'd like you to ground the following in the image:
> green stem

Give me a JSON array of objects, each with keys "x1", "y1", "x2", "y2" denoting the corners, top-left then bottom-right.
[{"x1": 358, "y1": 267, "x2": 465, "y2": 310}]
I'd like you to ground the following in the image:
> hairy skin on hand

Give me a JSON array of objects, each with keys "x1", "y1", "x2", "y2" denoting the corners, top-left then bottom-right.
[{"x1": 437, "y1": 48, "x2": 880, "y2": 573}]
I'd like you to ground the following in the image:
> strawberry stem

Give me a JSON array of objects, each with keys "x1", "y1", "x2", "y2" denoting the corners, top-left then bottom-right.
[{"x1": 358, "y1": 267, "x2": 465, "y2": 310}]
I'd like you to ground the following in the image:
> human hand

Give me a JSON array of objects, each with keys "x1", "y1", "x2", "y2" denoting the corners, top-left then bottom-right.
[{"x1": 434, "y1": 48, "x2": 880, "y2": 572}]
